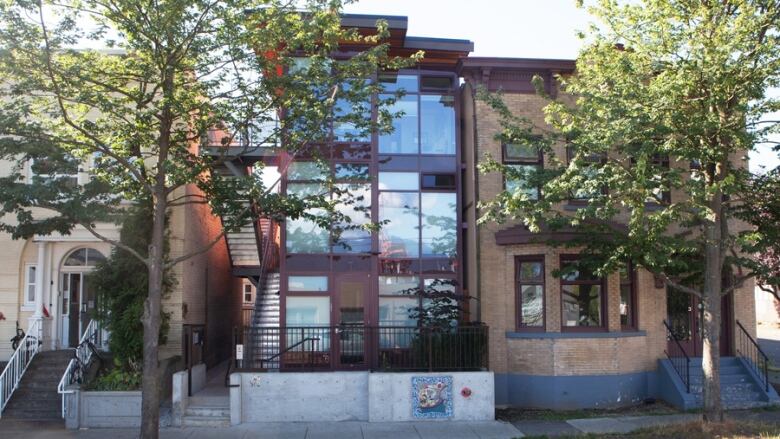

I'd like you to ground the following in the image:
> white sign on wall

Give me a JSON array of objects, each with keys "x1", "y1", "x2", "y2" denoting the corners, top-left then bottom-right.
[{"x1": 236, "y1": 344, "x2": 244, "y2": 360}]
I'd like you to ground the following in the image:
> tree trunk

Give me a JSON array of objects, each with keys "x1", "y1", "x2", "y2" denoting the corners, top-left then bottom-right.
[
  {"x1": 701, "y1": 195, "x2": 724, "y2": 422},
  {"x1": 140, "y1": 190, "x2": 167, "y2": 439}
]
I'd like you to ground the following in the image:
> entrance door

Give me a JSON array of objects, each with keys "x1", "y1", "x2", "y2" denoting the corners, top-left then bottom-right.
[
  {"x1": 334, "y1": 273, "x2": 370, "y2": 369},
  {"x1": 667, "y1": 287, "x2": 732, "y2": 357},
  {"x1": 63, "y1": 272, "x2": 82, "y2": 347}
]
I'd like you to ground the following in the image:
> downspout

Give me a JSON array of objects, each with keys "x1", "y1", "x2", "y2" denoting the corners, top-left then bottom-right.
[{"x1": 470, "y1": 81, "x2": 483, "y2": 323}]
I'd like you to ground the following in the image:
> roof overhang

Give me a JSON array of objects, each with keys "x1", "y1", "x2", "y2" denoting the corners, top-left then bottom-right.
[{"x1": 458, "y1": 57, "x2": 576, "y2": 94}]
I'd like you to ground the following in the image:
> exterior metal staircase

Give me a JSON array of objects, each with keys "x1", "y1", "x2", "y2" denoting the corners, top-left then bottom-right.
[
  {"x1": 249, "y1": 273, "x2": 281, "y2": 368},
  {"x1": 225, "y1": 219, "x2": 260, "y2": 267}
]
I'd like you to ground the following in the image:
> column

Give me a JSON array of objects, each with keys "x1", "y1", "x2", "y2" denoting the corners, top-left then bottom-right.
[{"x1": 29, "y1": 240, "x2": 48, "y2": 347}]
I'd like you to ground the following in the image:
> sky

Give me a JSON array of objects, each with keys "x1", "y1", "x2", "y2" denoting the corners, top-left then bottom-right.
[{"x1": 344, "y1": 0, "x2": 780, "y2": 173}]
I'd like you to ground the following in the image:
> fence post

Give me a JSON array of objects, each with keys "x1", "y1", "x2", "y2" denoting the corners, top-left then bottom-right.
[{"x1": 427, "y1": 328, "x2": 433, "y2": 373}]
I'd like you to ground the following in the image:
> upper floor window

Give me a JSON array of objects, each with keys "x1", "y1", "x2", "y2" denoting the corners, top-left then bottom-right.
[
  {"x1": 515, "y1": 257, "x2": 545, "y2": 330},
  {"x1": 333, "y1": 79, "x2": 371, "y2": 142},
  {"x1": 29, "y1": 158, "x2": 78, "y2": 187},
  {"x1": 650, "y1": 154, "x2": 671, "y2": 204},
  {"x1": 378, "y1": 73, "x2": 456, "y2": 156},
  {"x1": 503, "y1": 142, "x2": 542, "y2": 200},
  {"x1": 285, "y1": 161, "x2": 372, "y2": 254},
  {"x1": 243, "y1": 283, "x2": 254, "y2": 304},
  {"x1": 567, "y1": 146, "x2": 606, "y2": 201},
  {"x1": 378, "y1": 171, "x2": 457, "y2": 261},
  {"x1": 560, "y1": 257, "x2": 606, "y2": 330}
]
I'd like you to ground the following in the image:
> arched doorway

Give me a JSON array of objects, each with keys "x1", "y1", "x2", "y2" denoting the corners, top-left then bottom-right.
[{"x1": 60, "y1": 247, "x2": 106, "y2": 347}]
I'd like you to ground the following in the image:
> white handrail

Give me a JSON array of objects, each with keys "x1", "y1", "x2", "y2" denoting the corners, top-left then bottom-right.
[
  {"x1": 0, "y1": 319, "x2": 42, "y2": 417},
  {"x1": 57, "y1": 319, "x2": 101, "y2": 418}
]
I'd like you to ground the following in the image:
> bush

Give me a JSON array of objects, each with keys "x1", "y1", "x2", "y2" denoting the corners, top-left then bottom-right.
[
  {"x1": 88, "y1": 199, "x2": 171, "y2": 373},
  {"x1": 87, "y1": 361, "x2": 142, "y2": 391}
]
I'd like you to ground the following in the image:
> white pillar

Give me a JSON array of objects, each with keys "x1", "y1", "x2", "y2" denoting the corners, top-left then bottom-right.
[
  {"x1": 29, "y1": 241, "x2": 47, "y2": 346},
  {"x1": 32, "y1": 241, "x2": 46, "y2": 318}
]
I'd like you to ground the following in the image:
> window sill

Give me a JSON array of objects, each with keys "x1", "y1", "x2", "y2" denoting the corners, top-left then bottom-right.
[{"x1": 506, "y1": 330, "x2": 647, "y2": 339}]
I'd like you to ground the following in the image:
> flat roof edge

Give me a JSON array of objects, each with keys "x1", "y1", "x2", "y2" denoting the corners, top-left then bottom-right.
[
  {"x1": 404, "y1": 36, "x2": 474, "y2": 53},
  {"x1": 458, "y1": 57, "x2": 576, "y2": 72},
  {"x1": 341, "y1": 13, "x2": 408, "y2": 30}
]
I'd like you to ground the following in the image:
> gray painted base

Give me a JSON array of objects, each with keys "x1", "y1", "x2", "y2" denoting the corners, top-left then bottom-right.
[{"x1": 495, "y1": 371, "x2": 656, "y2": 410}]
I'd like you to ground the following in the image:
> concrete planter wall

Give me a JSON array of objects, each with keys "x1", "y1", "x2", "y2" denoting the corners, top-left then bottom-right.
[
  {"x1": 230, "y1": 371, "x2": 494, "y2": 424},
  {"x1": 65, "y1": 390, "x2": 142, "y2": 429}
]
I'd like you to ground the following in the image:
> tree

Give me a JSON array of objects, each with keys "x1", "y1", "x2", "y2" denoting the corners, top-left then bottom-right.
[
  {"x1": 0, "y1": 1, "x2": 417, "y2": 436},
  {"x1": 478, "y1": 0, "x2": 780, "y2": 422}
]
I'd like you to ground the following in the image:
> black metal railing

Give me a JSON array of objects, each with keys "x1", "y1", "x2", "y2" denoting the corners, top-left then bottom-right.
[
  {"x1": 736, "y1": 320, "x2": 770, "y2": 392},
  {"x1": 663, "y1": 319, "x2": 691, "y2": 393},
  {"x1": 234, "y1": 325, "x2": 488, "y2": 372}
]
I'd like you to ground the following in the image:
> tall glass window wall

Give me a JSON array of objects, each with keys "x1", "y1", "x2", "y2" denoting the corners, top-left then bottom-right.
[{"x1": 283, "y1": 71, "x2": 460, "y2": 331}]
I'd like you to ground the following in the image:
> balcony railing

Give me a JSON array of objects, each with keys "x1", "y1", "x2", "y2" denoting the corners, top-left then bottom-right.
[{"x1": 235, "y1": 325, "x2": 488, "y2": 372}]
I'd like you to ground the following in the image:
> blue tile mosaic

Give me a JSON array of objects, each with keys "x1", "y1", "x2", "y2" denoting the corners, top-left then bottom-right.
[{"x1": 411, "y1": 375, "x2": 453, "y2": 419}]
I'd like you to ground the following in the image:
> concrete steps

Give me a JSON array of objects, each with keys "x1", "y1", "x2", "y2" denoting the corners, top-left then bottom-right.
[
  {"x1": 659, "y1": 356, "x2": 780, "y2": 410},
  {"x1": 2, "y1": 350, "x2": 72, "y2": 422},
  {"x1": 181, "y1": 405, "x2": 230, "y2": 427}
]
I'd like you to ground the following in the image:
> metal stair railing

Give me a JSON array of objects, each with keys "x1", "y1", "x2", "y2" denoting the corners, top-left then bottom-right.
[
  {"x1": 736, "y1": 320, "x2": 770, "y2": 393},
  {"x1": 57, "y1": 319, "x2": 102, "y2": 418},
  {"x1": 252, "y1": 218, "x2": 278, "y2": 327},
  {"x1": 663, "y1": 319, "x2": 691, "y2": 393},
  {"x1": 0, "y1": 319, "x2": 42, "y2": 416}
]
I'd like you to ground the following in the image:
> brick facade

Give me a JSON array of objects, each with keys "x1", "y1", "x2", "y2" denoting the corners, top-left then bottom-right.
[{"x1": 460, "y1": 61, "x2": 757, "y2": 387}]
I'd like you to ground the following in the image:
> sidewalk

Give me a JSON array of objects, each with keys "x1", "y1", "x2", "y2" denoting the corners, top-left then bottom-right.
[
  {"x1": 513, "y1": 413, "x2": 701, "y2": 437},
  {"x1": 0, "y1": 412, "x2": 757, "y2": 438},
  {"x1": 0, "y1": 420, "x2": 523, "y2": 439}
]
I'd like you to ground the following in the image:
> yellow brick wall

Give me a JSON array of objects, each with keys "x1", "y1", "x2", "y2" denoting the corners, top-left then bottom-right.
[{"x1": 468, "y1": 83, "x2": 752, "y2": 377}]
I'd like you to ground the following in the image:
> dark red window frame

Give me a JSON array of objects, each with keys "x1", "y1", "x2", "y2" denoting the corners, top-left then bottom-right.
[
  {"x1": 620, "y1": 261, "x2": 638, "y2": 331},
  {"x1": 502, "y1": 142, "x2": 543, "y2": 200},
  {"x1": 515, "y1": 255, "x2": 546, "y2": 331},
  {"x1": 559, "y1": 255, "x2": 608, "y2": 332}
]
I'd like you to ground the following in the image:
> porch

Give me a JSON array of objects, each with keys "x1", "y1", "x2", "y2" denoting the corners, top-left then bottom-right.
[{"x1": 232, "y1": 325, "x2": 489, "y2": 372}]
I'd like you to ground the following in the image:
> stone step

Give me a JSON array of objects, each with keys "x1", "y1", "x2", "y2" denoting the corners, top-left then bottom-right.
[
  {"x1": 689, "y1": 374, "x2": 750, "y2": 385},
  {"x1": 1, "y1": 407, "x2": 62, "y2": 420},
  {"x1": 691, "y1": 382, "x2": 759, "y2": 394},
  {"x1": 6, "y1": 388, "x2": 60, "y2": 400},
  {"x1": 181, "y1": 416, "x2": 231, "y2": 428},
  {"x1": 690, "y1": 365, "x2": 744, "y2": 376},
  {"x1": 16, "y1": 380, "x2": 62, "y2": 390},
  {"x1": 5, "y1": 398, "x2": 61, "y2": 411},
  {"x1": 185, "y1": 406, "x2": 230, "y2": 417}
]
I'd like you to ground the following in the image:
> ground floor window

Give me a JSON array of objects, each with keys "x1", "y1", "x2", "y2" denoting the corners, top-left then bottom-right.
[
  {"x1": 24, "y1": 263, "x2": 36, "y2": 307},
  {"x1": 515, "y1": 256, "x2": 545, "y2": 330},
  {"x1": 560, "y1": 257, "x2": 605, "y2": 330},
  {"x1": 620, "y1": 262, "x2": 637, "y2": 330}
]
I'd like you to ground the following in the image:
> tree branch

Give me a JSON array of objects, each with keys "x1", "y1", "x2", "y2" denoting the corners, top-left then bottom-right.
[
  {"x1": 658, "y1": 272, "x2": 704, "y2": 299},
  {"x1": 78, "y1": 221, "x2": 149, "y2": 267},
  {"x1": 165, "y1": 229, "x2": 225, "y2": 268}
]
